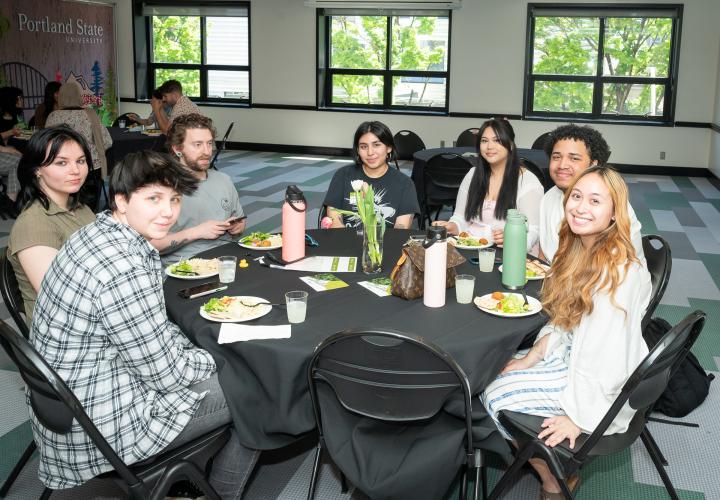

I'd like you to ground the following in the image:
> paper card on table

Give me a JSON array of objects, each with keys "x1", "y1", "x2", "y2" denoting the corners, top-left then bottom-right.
[
  {"x1": 284, "y1": 256, "x2": 357, "y2": 273},
  {"x1": 218, "y1": 324, "x2": 291, "y2": 344},
  {"x1": 357, "y1": 277, "x2": 393, "y2": 297},
  {"x1": 300, "y1": 273, "x2": 349, "y2": 292}
]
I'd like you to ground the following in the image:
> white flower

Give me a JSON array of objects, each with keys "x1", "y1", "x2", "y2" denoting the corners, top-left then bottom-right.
[{"x1": 351, "y1": 179, "x2": 364, "y2": 192}]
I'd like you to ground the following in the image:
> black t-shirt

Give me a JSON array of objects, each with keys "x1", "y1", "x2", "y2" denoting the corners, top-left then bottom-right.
[
  {"x1": 0, "y1": 115, "x2": 18, "y2": 134},
  {"x1": 323, "y1": 164, "x2": 420, "y2": 227}
]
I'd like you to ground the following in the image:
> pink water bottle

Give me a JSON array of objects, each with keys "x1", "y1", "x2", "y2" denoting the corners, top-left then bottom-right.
[
  {"x1": 423, "y1": 225, "x2": 448, "y2": 308},
  {"x1": 282, "y1": 185, "x2": 306, "y2": 263}
]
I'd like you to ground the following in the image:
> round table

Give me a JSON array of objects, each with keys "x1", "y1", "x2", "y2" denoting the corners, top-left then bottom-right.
[{"x1": 163, "y1": 229, "x2": 546, "y2": 498}]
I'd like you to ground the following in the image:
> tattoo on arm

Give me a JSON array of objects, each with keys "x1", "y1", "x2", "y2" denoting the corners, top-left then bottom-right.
[{"x1": 160, "y1": 239, "x2": 189, "y2": 255}]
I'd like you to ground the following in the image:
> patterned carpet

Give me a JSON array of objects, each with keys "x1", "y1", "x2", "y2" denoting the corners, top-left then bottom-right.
[{"x1": 0, "y1": 151, "x2": 718, "y2": 499}]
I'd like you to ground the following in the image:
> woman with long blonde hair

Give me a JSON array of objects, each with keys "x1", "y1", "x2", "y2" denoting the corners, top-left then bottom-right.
[{"x1": 481, "y1": 166, "x2": 651, "y2": 499}]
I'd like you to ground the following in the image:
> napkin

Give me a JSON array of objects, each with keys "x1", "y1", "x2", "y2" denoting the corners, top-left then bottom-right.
[{"x1": 218, "y1": 324, "x2": 292, "y2": 344}]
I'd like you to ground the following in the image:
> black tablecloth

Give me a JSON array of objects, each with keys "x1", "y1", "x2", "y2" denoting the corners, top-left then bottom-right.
[
  {"x1": 164, "y1": 229, "x2": 547, "y2": 499},
  {"x1": 411, "y1": 146, "x2": 550, "y2": 211},
  {"x1": 106, "y1": 127, "x2": 165, "y2": 172}
]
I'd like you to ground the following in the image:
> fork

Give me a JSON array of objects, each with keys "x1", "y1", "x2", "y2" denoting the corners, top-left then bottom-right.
[
  {"x1": 520, "y1": 289, "x2": 529, "y2": 308},
  {"x1": 239, "y1": 300, "x2": 285, "y2": 308}
]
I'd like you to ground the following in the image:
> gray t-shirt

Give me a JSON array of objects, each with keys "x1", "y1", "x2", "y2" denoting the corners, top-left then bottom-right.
[{"x1": 164, "y1": 169, "x2": 243, "y2": 263}]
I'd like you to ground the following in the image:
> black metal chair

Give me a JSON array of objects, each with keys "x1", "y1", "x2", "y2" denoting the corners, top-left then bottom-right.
[
  {"x1": 641, "y1": 235, "x2": 672, "y2": 333},
  {"x1": 0, "y1": 318, "x2": 232, "y2": 500},
  {"x1": 519, "y1": 157, "x2": 551, "y2": 192},
  {"x1": 307, "y1": 329, "x2": 485, "y2": 500},
  {"x1": 210, "y1": 122, "x2": 235, "y2": 169},
  {"x1": 456, "y1": 128, "x2": 481, "y2": 148},
  {"x1": 0, "y1": 62, "x2": 48, "y2": 114},
  {"x1": 531, "y1": 131, "x2": 554, "y2": 151},
  {"x1": 487, "y1": 310, "x2": 706, "y2": 500},
  {"x1": 393, "y1": 129, "x2": 426, "y2": 170},
  {"x1": 0, "y1": 182, "x2": 19, "y2": 220},
  {"x1": 421, "y1": 153, "x2": 474, "y2": 228}
]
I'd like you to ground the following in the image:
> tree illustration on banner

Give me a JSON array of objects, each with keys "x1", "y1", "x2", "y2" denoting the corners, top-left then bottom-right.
[{"x1": 91, "y1": 61, "x2": 103, "y2": 99}]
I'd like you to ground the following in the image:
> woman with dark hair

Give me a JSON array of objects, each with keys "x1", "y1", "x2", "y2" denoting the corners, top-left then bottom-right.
[
  {"x1": 6, "y1": 125, "x2": 95, "y2": 324},
  {"x1": 0, "y1": 87, "x2": 24, "y2": 199},
  {"x1": 46, "y1": 81, "x2": 112, "y2": 178},
  {"x1": 434, "y1": 119, "x2": 543, "y2": 250},
  {"x1": 481, "y1": 167, "x2": 651, "y2": 499},
  {"x1": 323, "y1": 121, "x2": 419, "y2": 229},
  {"x1": 33, "y1": 81, "x2": 62, "y2": 129}
]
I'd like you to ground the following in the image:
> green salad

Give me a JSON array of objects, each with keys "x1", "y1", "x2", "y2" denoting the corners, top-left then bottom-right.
[
  {"x1": 203, "y1": 296, "x2": 230, "y2": 313},
  {"x1": 170, "y1": 260, "x2": 197, "y2": 276},
  {"x1": 455, "y1": 236, "x2": 488, "y2": 247},
  {"x1": 498, "y1": 294, "x2": 531, "y2": 314},
  {"x1": 239, "y1": 232, "x2": 271, "y2": 244}
]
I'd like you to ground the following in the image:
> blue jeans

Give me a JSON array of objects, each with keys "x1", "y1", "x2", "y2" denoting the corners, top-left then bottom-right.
[{"x1": 165, "y1": 374, "x2": 260, "y2": 500}]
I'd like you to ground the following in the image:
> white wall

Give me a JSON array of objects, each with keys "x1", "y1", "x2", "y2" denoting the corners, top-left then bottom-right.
[{"x1": 114, "y1": 0, "x2": 720, "y2": 170}]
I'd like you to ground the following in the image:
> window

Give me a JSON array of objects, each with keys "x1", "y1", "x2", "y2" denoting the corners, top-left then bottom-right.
[
  {"x1": 133, "y1": 1, "x2": 250, "y2": 103},
  {"x1": 317, "y1": 10, "x2": 450, "y2": 112},
  {"x1": 525, "y1": 5, "x2": 682, "y2": 123}
]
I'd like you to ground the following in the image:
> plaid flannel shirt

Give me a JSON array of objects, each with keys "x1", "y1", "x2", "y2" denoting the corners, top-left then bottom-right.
[{"x1": 29, "y1": 212, "x2": 216, "y2": 489}]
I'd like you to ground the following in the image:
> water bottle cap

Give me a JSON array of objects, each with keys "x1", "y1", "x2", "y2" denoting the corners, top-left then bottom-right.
[
  {"x1": 285, "y1": 185, "x2": 304, "y2": 201},
  {"x1": 426, "y1": 225, "x2": 447, "y2": 240}
]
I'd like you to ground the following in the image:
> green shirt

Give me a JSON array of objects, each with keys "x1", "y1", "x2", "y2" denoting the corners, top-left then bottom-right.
[{"x1": 7, "y1": 199, "x2": 95, "y2": 324}]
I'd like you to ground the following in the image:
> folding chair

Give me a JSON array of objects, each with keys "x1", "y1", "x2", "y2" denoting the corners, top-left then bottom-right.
[{"x1": 210, "y1": 122, "x2": 235, "y2": 169}]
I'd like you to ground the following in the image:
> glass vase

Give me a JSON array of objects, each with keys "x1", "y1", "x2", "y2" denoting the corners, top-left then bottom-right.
[{"x1": 361, "y1": 220, "x2": 384, "y2": 274}]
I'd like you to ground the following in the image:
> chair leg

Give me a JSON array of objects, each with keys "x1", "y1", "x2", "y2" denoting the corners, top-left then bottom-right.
[
  {"x1": 339, "y1": 470, "x2": 349, "y2": 493},
  {"x1": 306, "y1": 444, "x2": 323, "y2": 500},
  {"x1": 0, "y1": 440, "x2": 36, "y2": 496},
  {"x1": 487, "y1": 446, "x2": 532, "y2": 500},
  {"x1": 38, "y1": 487, "x2": 52, "y2": 500},
  {"x1": 471, "y1": 449, "x2": 487, "y2": 500},
  {"x1": 642, "y1": 428, "x2": 668, "y2": 466},
  {"x1": 640, "y1": 430, "x2": 680, "y2": 500}
]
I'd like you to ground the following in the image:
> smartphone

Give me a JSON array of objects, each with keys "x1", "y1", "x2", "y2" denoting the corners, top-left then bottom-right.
[
  {"x1": 177, "y1": 281, "x2": 228, "y2": 299},
  {"x1": 227, "y1": 215, "x2": 247, "y2": 225}
]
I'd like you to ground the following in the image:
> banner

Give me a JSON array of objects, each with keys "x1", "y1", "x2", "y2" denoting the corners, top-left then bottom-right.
[{"x1": 0, "y1": 0, "x2": 117, "y2": 124}]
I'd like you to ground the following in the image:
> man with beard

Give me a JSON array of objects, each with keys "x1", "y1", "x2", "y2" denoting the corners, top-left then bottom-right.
[
  {"x1": 152, "y1": 80, "x2": 202, "y2": 134},
  {"x1": 152, "y1": 113, "x2": 245, "y2": 262}
]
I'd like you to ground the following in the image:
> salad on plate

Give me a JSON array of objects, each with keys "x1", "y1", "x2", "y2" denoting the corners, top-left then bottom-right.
[
  {"x1": 238, "y1": 232, "x2": 283, "y2": 249},
  {"x1": 167, "y1": 258, "x2": 218, "y2": 277}
]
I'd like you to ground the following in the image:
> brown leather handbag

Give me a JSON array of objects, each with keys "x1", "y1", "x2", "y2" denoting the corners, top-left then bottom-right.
[{"x1": 389, "y1": 241, "x2": 467, "y2": 300}]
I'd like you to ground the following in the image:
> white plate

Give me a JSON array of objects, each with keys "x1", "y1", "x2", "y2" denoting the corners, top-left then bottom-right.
[
  {"x1": 165, "y1": 261, "x2": 219, "y2": 280},
  {"x1": 199, "y1": 296, "x2": 273, "y2": 323},
  {"x1": 497, "y1": 264, "x2": 545, "y2": 281},
  {"x1": 238, "y1": 234, "x2": 282, "y2": 251},
  {"x1": 474, "y1": 293, "x2": 542, "y2": 317},
  {"x1": 450, "y1": 237, "x2": 493, "y2": 250}
]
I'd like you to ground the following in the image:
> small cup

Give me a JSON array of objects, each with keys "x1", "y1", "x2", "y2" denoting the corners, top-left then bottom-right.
[
  {"x1": 118, "y1": 119, "x2": 126, "y2": 128},
  {"x1": 478, "y1": 248, "x2": 496, "y2": 273},
  {"x1": 285, "y1": 291, "x2": 308, "y2": 324},
  {"x1": 455, "y1": 274, "x2": 475, "y2": 304},
  {"x1": 218, "y1": 256, "x2": 237, "y2": 283}
]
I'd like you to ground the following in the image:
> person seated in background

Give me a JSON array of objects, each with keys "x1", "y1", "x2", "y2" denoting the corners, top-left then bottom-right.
[
  {"x1": 151, "y1": 113, "x2": 245, "y2": 262},
  {"x1": 29, "y1": 150, "x2": 259, "y2": 495},
  {"x1": 433, "y1": 119, "x2": 544, "y2": 251},
  {"x1": 324, "y1": 120, "x2": 419, "y2": 229},
  {"x1": 0, "y1": 86, "x2": 25, "y2": 200},
  {"x1": 539, "y1": 124, "x2": 644, "y2": 263},
  {"x1": 482, "y1": 166, "x2": 651, "y2": 500},
  {"x1": 152, "y1": 79, "x2": 202, "y2": 134},
  {"x1": 33, "y1": 81, "x2": 62, "y2": 129},
  {"x1": 125, "y1": 89, "x2": 171, "y2": 128},
  {"x1": 7, "y1": 126, "x2": 95, "y2": 325},
  {"x1": 46, "y1": 81, "x2": 113, "y2": 178}
]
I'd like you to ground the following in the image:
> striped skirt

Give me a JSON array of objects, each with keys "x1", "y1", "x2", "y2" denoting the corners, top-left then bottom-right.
[{"x1": 480, "y1": 346, "x2": 570, "y2": 439}]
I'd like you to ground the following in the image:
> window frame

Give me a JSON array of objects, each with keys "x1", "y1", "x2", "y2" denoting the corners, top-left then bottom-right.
[
  {"x1": 132, "y1": 1, "x2": 251, "y2": 105},
  {"x1": 523, "y1": 3, "x2": 683, "y2": 124},
  {"x1": 317, "y1": 9, "x2": 452, "y2": 114}
]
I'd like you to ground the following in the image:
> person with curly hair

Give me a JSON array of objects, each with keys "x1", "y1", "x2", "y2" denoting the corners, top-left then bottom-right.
[
  {"x1": 482, "y1": 166, "x2": 651, "y2": 499},
  {"x1": 538, "y1": 124, "x2": 643, "y2": 262}
]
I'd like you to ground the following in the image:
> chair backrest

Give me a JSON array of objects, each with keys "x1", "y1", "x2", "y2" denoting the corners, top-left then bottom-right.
[
  {"x1": 641, "y1": 235, "x2": 672, "y2": 331},
  {"x1": 211, "y1": 122, "x2": 235, "y2": 168},
  {"x1": 575, "y1": 310, "x2": 706, "y2": 460},
  {"x1": 393, "y1": 130, "x2": 426, "y2": 161},
  {"x1": 519, "y1": 157, "x2": 550, "y2": 192},
  {"x1": 0, "y1": 318, "x2": 147, "y2": 494},
  {"x1": 456, "y1": 128, "x2": 481, "y2": 148},
  {"x1": 423, "y1": 153, "x2": 474, "y2": 205},
  {"x1": 531, "y1": 131, "x2": 553, "y2": 151},
  {"x1": 0, "y1": 251, "x2": 29, "y2": 338},
  {"x1": 0, "y1": 62, "x2": 48, "y2": 114},
  {"x1": 308, "y1": 328, "x2": 474, "y2": 453}
]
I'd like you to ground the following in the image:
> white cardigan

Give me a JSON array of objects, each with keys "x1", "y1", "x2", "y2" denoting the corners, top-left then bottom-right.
[
  {"x1": 449, "y1": 168, "x2": 544, "y2": 251},
  {"x1": 537, "y1": 261, "x2": 652, "y2": 435}
]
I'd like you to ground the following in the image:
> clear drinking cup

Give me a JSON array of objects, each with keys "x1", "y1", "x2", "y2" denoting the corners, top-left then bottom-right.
[
  {"x1": 118, "y1": 119, "x2": 126, "y2": 128},
  {"x1": 218, "y1": 256, "x2": 237, "y2": 283},
  {"x1": 285, "y1": 291, "x2": 308, "y2": 324},
  {"x1": 455, "y1": 274, "x2": 475, "y2": 304},
  {"x1": 478, "y1": 248, "x2": 496, "y2": 273}
]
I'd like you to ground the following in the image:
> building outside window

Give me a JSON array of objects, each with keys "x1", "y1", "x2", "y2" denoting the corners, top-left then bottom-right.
[
  {"x1": 525, "y1": 4, "x2": 682, "y2": 123},
  {"x1": 134, "y1": 1, "x2": 250, "y2": 103},
  {"x1": 317, "y1": 10, "x2": 450, "y2": 112}
]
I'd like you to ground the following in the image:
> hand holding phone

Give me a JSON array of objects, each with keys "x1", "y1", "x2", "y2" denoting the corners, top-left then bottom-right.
[
  {"x1": 178, "y1": 281, "x2": 228, "y2": 299},
  {"x1": 227, "y1": 215, "x2": 247, "y2": 225}
]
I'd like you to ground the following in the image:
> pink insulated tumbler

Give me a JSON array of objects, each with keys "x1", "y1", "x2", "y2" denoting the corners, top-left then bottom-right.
[
  {"x1": 423, "y1": 225, "x2": 448, "y2": 308},
  {"x1": 281, "y1": 185, "x2": 307, "y2": 263}
]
